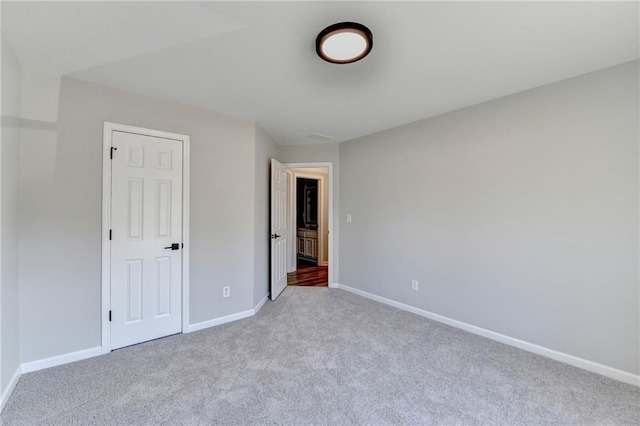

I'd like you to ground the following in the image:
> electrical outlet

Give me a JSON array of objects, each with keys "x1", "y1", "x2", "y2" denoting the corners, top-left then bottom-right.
[
  {"x1": 223, "y1": 286, "x2": 230, "y2": 298},
  {"x1": 347, "y1": 214, "x2": 352, "y2": 223},
  {"x1": 411, "y1": 280, "x2": 419, "y2": 291}
]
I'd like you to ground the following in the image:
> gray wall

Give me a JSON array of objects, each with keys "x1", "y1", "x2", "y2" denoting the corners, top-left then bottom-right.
[
  {"x1": 19, "y1": 77, "x2": 257, "y2": 362},
  {"x1": 339, "y1": 61, "x2": 639, "y2": 374},
  {"x1": 253, "y1": 126, "x2": 278, "y2": 306},
  {"x1": 279, "y1": 144, "x2": 340, "y2": 283},
  {"x1": 1, "y1": 37, "x2": 22, "y2": 394},
  {"x1": 6, "y1": 52, "x2": 637, "y2": 381}
]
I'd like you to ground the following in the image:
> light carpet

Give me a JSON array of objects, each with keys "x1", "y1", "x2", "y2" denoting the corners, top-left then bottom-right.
[{"x1": 2, "y1": 287, "x2": 638, "y2": 425}]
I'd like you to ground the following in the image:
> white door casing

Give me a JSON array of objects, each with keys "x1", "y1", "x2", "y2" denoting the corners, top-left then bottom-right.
[
  {"x1": 270, "y1": 159, "x2": 288, "y2": 300},
  {"x1": 286, "y1": 170, "x2": 293, "y2": 273},
  {"x1": 102, "y1": 123, "x2": 190, "y2": 352},
  {"x1": 288, "y1": 169, "x2": 329, "y2": 269},
  {"x1": 285, "y1": 162, "x2": 335, "y2": 287}
]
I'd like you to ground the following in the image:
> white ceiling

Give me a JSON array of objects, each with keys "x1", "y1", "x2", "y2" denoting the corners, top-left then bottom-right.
[{"x1": 2, "y1": 1, "x2": 638, "y2": 145}]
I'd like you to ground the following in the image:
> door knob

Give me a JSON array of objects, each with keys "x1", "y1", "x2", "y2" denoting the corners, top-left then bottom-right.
[
  {"x1": 164, "y1": 243, "x2": 180, "y2": 250},
  {"x1": 271, "y1": 234, "x2": 281, "y2": 239}
]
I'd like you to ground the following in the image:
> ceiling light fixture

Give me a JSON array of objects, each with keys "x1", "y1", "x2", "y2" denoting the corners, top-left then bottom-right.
[{"x1": 316, "y1": 22, "x2": 373, "y2": 64}]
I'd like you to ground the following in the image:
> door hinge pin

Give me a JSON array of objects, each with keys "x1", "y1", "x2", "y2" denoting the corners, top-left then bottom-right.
[
  {"x1": 109, "y1": 229, "x2": 112, "y2": 240},
  {"x1": 109, "y1": 310, "x2": 112, "y2": 322},
  {"x1": 110, "y1": 146, "x2": 118, "y2": 159}
]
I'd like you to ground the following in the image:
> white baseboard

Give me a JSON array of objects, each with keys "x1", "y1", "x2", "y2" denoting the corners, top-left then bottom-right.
[
  {"x1": 19, "y1": 300, "x2": 271, "y2": 376},
  {"x1": 328, "y1": 282, "x2": 339, "y2": 289},
  {"x1": 21, "y1": 346, "x2": 102, "y2": 374},
  {"x1": 18, "y1": 299, "x2": 269, "y2": 379},
  {"x1": 1, "y1": 365, "x2": 21, "y2": 413},
  {"x1": 254, "y1": 293, "x2": 269, "y2": 313},
  {"x1": 187, "y1": 293, "x2": 270, "y2": 334},
  {"x1": 335, "y1": 283, "x2": 640, "y2": 387},
  {"x1": 185, "y1": 309, "x2": 254, "y2": 333}
]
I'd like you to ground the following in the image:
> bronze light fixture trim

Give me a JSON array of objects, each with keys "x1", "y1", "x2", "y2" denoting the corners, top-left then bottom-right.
[{"x1": 316, "y1": 22, "x2": 373, "y2": 64}]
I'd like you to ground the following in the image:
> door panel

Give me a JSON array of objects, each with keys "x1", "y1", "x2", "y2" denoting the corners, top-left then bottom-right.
[
  {"x1": 111, "y1": 130, "x2": 183, "y2": 350},
  {"x1": 156, "y1": 180, "x2": 172, "y2": 238},
  {"x1": 270, "y1": 159, "x2": 289, "y2": 300},
  {"x1": 155, "y1": 256, "x2": 172, "y2": 317},
  {"x1": 127, "y1": 178, "x2": 143, "y2": 239},
  {"x1": 125, "y1": 259, "x2": 143, "y2": 323}
]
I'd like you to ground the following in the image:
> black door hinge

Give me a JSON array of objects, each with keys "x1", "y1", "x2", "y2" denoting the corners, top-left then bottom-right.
[
  {"x1": 109, "y1": 229, "x2": 112, "y2": 240},
  {"x1": 110, "y1": 146, "x2": 118, "y2": 159},
  {"x1": 109, "y1": 310, "x2": 112, "y2": 322}
]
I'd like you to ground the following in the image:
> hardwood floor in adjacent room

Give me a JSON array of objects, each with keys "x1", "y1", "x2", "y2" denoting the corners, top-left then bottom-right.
[{"x1": 287, "y1": 260, "x2": 328, "y2": 287}]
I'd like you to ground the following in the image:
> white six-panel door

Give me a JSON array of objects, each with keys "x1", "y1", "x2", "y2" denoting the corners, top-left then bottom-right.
[
  {"x1": 110, "y1": 130, "x2": 183, "y2": 350},
  {"x1": 270, "y1": 159, "x2": 289, "y2": 300}
]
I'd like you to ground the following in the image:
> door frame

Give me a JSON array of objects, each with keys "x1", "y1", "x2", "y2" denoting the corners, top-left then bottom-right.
[
  {"x1": 285, "y1": 162, "x2": 335, "y2": 287},
  {"x1": 291, "y1": 173, "x2": 325, "y2": 267},
  {"x1": 101, "y1": 122, "x2": 190, "y2": 354}
]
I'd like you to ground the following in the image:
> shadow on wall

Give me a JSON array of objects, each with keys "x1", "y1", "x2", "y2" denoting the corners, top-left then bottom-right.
[
  {"x1": 11, "y1": 68, "x2": 66, "y2": 363},
  {"x1": 0, "y1": 41, "x2": 65, "y2": 401}
]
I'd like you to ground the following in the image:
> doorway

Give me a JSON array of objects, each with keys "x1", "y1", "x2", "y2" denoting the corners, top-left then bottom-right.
[
  {"x1": 102, "y1": 122, "x2": 190, "y2": 352},
  {"x1": 287, "y1": 167, "x2": 329, "y2": 287}
]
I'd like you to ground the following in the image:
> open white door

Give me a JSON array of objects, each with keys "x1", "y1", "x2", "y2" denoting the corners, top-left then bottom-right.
[
  {"x1": 110, "y1": 130, "x2": 183, "y2": 349},
  {"x1": 270, "y1": 159, "x2": 289, "y2": 300}
]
